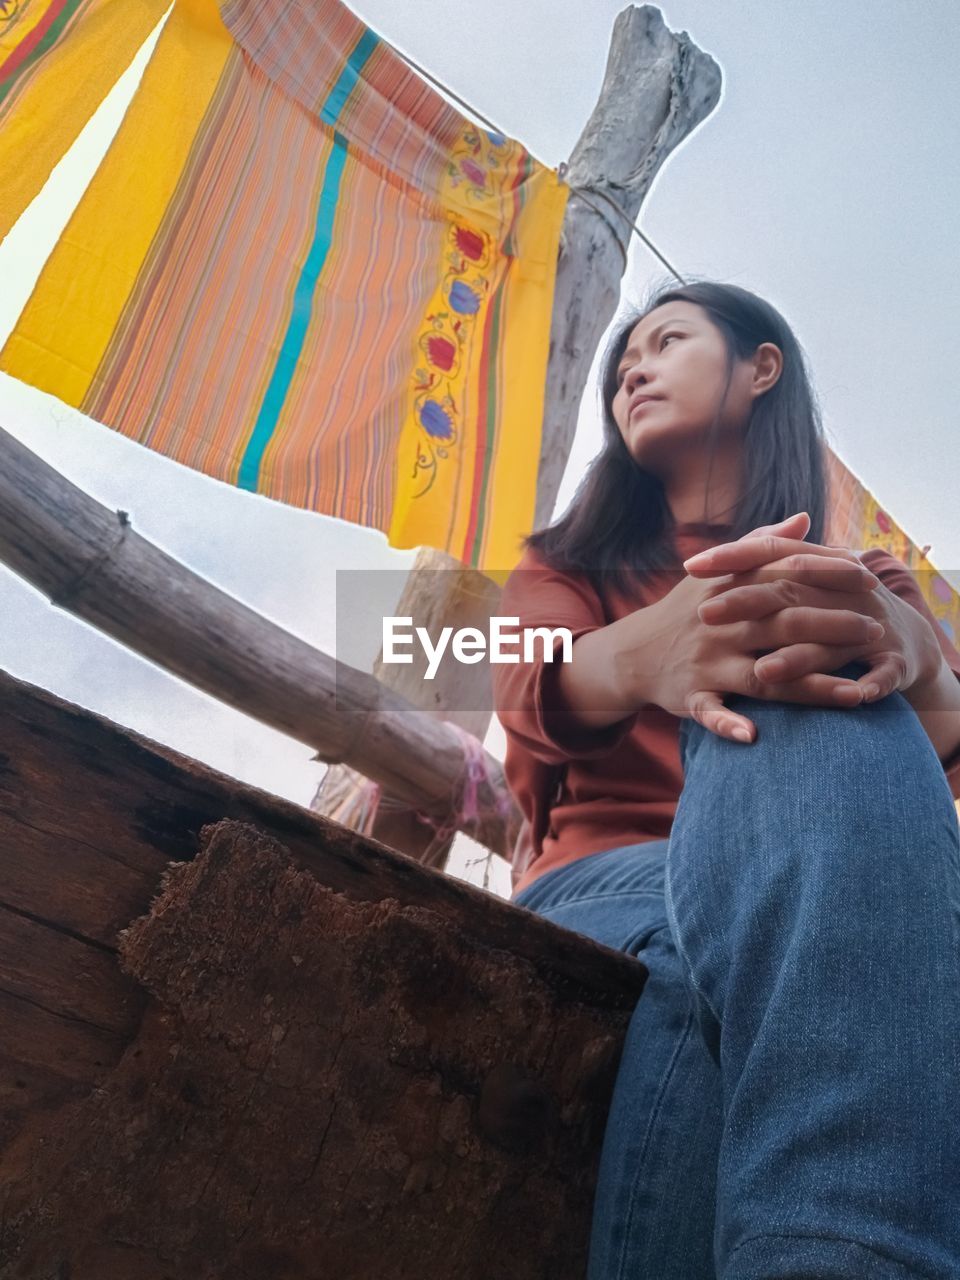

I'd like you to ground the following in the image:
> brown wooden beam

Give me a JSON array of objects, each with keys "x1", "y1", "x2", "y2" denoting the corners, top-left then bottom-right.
[
  {"x1": 0, "y1": 669, "x2": 646, "y2": 1277},
  {"x1": 0, "y1": 425, "x2": 520, "y2": 857}
]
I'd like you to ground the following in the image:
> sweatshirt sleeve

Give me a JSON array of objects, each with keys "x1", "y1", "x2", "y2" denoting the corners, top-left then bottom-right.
[
  {"x1": 492, "y1": 547, "x2": 641, "y2": 767},
  {"x1": 858, "y1": 548, "x2": 960, "y2": 800}
]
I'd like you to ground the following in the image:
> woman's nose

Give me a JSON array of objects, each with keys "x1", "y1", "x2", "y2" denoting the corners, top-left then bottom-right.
[{"x1": 623, "y1": 366, "x2": 646, "y2": 394}]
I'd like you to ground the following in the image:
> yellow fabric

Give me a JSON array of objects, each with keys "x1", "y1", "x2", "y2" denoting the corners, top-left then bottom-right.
[
  {"x1": 825, "y1": 450, "x2": 960, "y2": 652},
  {"x1": 387, "y1": 161, "x2": 567, "y2": 575},
  {"x1": 1, "y1": 0, "x2": 569, "y2": 577},
  {"x1": 2, "y1": 0, "x2": 230, "y2": 404},
  {"x1": 0, "y1": 0, "x2": 169, "y2": 243}
]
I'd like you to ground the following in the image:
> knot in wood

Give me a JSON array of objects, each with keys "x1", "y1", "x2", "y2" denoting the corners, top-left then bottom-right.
[{"x1": 476, "y1": 1062, "x2": 558, "y2": 1154}]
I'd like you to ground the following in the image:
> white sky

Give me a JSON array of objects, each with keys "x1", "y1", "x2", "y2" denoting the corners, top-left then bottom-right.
[{"x1": 1, "y1": 1, "x2": 957, "y2": 900}]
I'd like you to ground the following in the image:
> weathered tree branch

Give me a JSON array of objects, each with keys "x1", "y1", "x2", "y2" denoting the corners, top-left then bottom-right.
[
  {"x1": 536, "y1": 5, "x2": 720, "y2": 521},
  {"x1": 0, "y1": 424, "x2": 521, "y2": 857}
]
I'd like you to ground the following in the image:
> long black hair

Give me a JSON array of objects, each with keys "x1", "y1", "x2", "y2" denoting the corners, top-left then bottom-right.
[{"x1": 523, "y1": 277, "x2": 830, "y2": 596}]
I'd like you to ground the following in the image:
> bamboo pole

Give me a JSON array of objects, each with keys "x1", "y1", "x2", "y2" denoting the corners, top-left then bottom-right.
[{"x1": 0, "y1": 424, "x2": 520, "y2": 857}]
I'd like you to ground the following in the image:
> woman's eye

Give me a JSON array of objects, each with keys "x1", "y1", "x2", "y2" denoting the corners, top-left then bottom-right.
[{"x1": 617, "y1": 334, "x2": 681, "y2": 385}]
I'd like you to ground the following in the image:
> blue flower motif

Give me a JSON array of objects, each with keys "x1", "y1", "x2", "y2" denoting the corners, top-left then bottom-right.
[
  {"x1": 421, "y1": 400, "x2": 453, "y2": 440},
  {"x1": 449, "y1": 280, "x2": 480, "y2": 315},
  {"x1": 486, "y1": 130, "x2": 506, "y2": 147}
]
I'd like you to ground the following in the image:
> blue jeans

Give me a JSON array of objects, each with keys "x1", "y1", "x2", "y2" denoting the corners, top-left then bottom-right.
[{"x1": 512, "y1": 663, "x2": 960, "y2": 1278}]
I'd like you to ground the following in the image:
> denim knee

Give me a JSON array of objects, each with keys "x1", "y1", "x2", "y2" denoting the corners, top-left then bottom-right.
[
  {"x1": 680, "y1": 660, "x2": 915, "y2": 783},
  {"x1": 675, "y1": 662, "x2": 959, "y2": 890}
]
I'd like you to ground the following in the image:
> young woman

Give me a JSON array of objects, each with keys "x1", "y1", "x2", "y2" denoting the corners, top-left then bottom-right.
[{"x1": 493, "y1": 280, "x2": 960, "y2": 1279}]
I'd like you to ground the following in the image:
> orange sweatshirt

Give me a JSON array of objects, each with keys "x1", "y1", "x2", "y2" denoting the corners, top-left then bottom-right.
[{"x1": 493, "y1": 522, "x2": 960, "y2": 899}]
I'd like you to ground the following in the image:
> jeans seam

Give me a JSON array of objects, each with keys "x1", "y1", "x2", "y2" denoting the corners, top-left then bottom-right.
[
  {"x1": 663, "y1": 860, "x2": 724, "y2": 1033},
  {"x1": 727, "y1": 1229, "x2": 941, "y2": 1280},
  {"x1": 530, "y1": 888, "x2": 664, "y2": 912},
  {"x1": 615, "y1": 1010, "x2": 696, "y2": 1280}
]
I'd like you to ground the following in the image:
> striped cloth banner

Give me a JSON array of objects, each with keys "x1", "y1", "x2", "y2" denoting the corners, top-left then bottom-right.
[
  {"x1": 825, "y1": 450, "x2": 959, "y2": 651},
  {"x1": 3, "y1": 2, "x2": 956, "y2": 617},
  {"x1": 0, "y1": 0, "x2": 168, "y2": 242},
  {"x1": 0, "y1": 0, "x2": 569, "y2": 574}
]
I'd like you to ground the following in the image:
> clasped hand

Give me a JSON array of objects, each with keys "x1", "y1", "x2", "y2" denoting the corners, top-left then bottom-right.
[{"x1": 651, "y1": 510, "x2": 939, "y2": 744}]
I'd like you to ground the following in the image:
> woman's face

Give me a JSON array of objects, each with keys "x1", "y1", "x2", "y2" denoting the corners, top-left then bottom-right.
[{"x1": 611, "y1": 301, "x2": 763, "y2": 473}]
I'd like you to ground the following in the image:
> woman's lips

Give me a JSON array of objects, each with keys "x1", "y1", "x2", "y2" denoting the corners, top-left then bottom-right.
[{"x1": 631, "y1": 397, "x2": 662, "y2": 417}]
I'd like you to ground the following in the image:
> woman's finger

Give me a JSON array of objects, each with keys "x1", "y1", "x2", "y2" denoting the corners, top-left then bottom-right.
[
  {"x1": 683, "y1": 513, "x2": 811, "y2": 582},
  {"x1": 752, "y1": 641, "x2": 877, "y2": 684},
  {"x1": 853, "y1": 657, "x2": 904, "y2": 701},
  {"x1": 745, "y1": 512, "x2": 811, "y2": 540},
  {"x1": 743, "y1": 609, "x2": 884, "y2": 654},
  {"x1": 763, "y1": 553, "x2": 881, "y2": 590},
  {"x1": 701, "y1": 586, "x2": 885, "y2": 632},
  {"x1": 698, "y1": 574, "x2": 882, "y2": 623},
  {"x1": 684, "y1": 535, "x2": 863, "y2": 575},
  {"x1": 735, "y1": 660, "x2": 867, "y2": 705},
  {"x1": 685, "y1": 689, "x2": 757, "y2": 743},
  {"x1": 716, "y1": 555, "x2": 885, "y2": 593}
]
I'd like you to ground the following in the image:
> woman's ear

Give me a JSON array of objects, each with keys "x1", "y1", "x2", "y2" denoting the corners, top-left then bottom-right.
[{"x1": 752, "y1": 342, "x2": 783, "y2": 396}]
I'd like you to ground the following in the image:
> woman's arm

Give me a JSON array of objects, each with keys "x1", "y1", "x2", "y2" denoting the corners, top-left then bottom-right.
[{"x1": 493, "y1": 549, "x2": 644, "y2": 764}]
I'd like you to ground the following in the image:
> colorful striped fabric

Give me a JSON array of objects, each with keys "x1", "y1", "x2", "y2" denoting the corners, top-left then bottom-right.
[
  {"x1": 3, "y1": 1, "x2": 954, "y2": 614},
  {"x1": 0, "y1": 0, "x2": 168, "y2": 242},
  {"x1": 0, "y1": 0, "x2": 569, "y2": 575},
  {"x1": 825, "y1": 450, "x2": 960, "y2": 650}
]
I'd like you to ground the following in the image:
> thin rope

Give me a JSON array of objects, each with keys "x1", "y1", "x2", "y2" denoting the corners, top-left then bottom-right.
[
  {"x1": 379, "y1": 31, "x2": 510, "y2": 138},
  {"x1": 381, "y1": 34, "x2": 686, "y2": 285},
  {"x1": 375, "y1": 720, "x2": 515, "y2": 835},
  {"x1": 319, "y1": 721, "x2": 515, "y2": 872},
  {"x1": 564, "y1": 183, "x2": 630, "y2": 272},
  {"x1": 559, "y1": 163, "x2": 688, "y2": 285}
]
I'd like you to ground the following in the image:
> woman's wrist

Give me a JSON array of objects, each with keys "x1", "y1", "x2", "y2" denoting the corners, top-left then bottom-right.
[
  {"x1": 556, "y1": 613, "x2": 657, "y2": 731},
  {"x1": 608, "y1": 599, "x2": 667, "y2": 712},
  {"x1": 900, "y1": 648, "x2": 960, "y2": 768},
  {"x1": 900, "y1": 640, "x2": 949, "y2": 706}
]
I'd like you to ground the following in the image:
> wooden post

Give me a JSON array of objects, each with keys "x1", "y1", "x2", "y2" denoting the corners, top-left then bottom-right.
[
  {"x1": 0, "y1": 670, "x2": 647, "y2": 1277},
  {"x1": 313, "y1": 5, "x2": 721, "y2": 867}
]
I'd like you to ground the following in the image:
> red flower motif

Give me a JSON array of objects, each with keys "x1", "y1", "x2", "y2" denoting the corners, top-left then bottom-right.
[
  {"x1": 454, "y1": 226, "x2": 484, "y2": 261},
  {"x1": 460, "y1": 158, "x2": 486, "y2": 187},
  {"x1": 875, "y1": 509, "x2": 891, "y2": 534},
  {"x1": 427, "y1": 334, "x2": 456, "y2": 372}
]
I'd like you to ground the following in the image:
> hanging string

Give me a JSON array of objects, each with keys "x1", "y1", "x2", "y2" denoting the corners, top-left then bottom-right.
[
  {"x1": 558, "y1": 163, "x2": 688, "y2": 284},
  {"x1": 380, "y1": 32, "x2": 686, "y2": 285},
  {"x1": 378, "y1": 30, "x2": 510, "y2": 138},
  {"x1": 317, "y1": 722, "x2": 516, "y2": 882}
]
